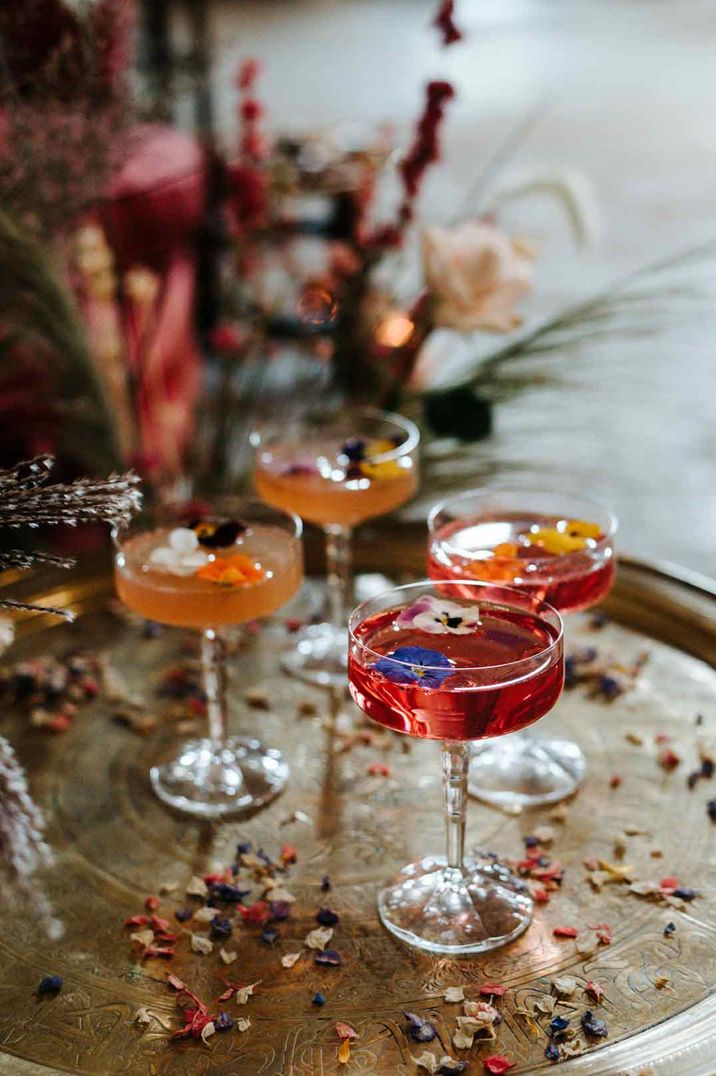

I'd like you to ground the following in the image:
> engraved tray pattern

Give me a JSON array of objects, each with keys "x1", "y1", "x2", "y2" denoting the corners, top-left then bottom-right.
[{"x1": 1, "y1": 544, "x2": 716, "y2": 1075}]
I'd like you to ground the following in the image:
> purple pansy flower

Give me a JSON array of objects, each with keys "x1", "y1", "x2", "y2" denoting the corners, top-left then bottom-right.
[
  {"x1": 396, "y1": 595, "x2": 481, "y2": 635},
  {"x1": 374, "y1": 646, "x2": 453, "y2": 687}
]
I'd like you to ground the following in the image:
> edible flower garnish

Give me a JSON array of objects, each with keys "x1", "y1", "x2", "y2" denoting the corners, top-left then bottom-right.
[
  {"x1": 374, "y1": 646, "x2": 453, "y2": 688},
  {"x1": 149, "y1": 528, "x2": 210, "y2": 576},
  {"x1": 196, "y1": 554, "x2": 265, "y2": 586},
  {"x1": 396, "y1": 595, "x2": 481, "y2": 635},
  {"x1": 340, "y1": 437, "x2": 406, "y2": 481},
  {"x1": 523, "y1": 518, "x2": 601, "y2": 555},
  {"x1": 190, "y1": 518, "x2": 247, "y2": 548}
]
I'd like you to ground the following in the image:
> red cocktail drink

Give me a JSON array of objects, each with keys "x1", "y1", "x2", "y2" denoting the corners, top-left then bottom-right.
[
  {"x1": 427, "y1": 490, "x2": 617, "y2": 808},
  {"x1": 348, "y1": 580, "x2": 563, "y2": 956},
  {"x1": 349, "y1": 604, "x2": 563, "y2": 741},
  {"x1": 428, "y1": 512, "x2": 615, "y2": 613}
]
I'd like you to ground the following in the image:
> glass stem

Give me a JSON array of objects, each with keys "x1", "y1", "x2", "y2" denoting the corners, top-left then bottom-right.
[
  {"x1": 442, "y1": 740, "x2": 469, "y2": 871},
  {"x1": 201, "y1": 628, "x2": 228, "y2": 750},
  {"x1": 324, "y1": 524, "x2": 352, "y2": 629}
]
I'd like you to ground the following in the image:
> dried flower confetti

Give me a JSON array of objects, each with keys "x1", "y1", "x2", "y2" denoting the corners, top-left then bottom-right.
[
  {"x1": 581, "y1": 1010, "x2": 608, "y2": 1039},
  {"x1": 553, "y1": 925, "x2": 579, "y2": 938},
  {"x1": 552, "y1": 977, "x2": 578, "y2": 997},
  {"x1": 444, "y1": 986, "x2": 465, "y2": 1003},
  {"x1": 403, "y1": 1011, "x2": 438, "y2": 1043},
  {"x1": 235, "y1": 982, "x2": 260, "y2": 1005},
  {"x1": 338, "y1": 1038, "x2": 351, "y2": 1064},
  {"x1": 190, "y1": 933, "x2": 213, "y2": 955},
  {"x1": 315, "y1": 949, "x2": 342, "y2": 966},
  {"x1": 480, "y1": 983, "x2": 506, "y2": 997},
  {"x1": 281, "y1": 952, "x2": 302, "y2": 968},
  {"x1": 306, "y1": 926, "x2": 334, "y2": 950},
  {"x1": 37, "y1": 975, "x2": 63, "y2": 995},
  {"x1": 483, "y1": 1057, "x2": 515, "y2": 1074},
  {"x1": 219, "y1": 948, "x2": 238, "y2": 964}
]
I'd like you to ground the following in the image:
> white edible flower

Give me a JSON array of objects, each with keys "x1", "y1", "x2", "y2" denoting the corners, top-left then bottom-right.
[{"x1": 149, "y1": 528, "x2": 210, "y2": 576}]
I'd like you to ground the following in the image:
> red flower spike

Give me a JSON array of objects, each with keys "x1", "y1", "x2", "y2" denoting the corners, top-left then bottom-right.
[
  {"x1": 144, "y1": 895, "x2": 161, "y2": 911},
  {"x1": 280, "y1": 843, "x2": 297, "y2": 865},
  {"x1": 484, "y1": 1058, "x2": 515, "y2": 1074},
  {"x1": 433, "y1": 0, "x2": 463, "y2": 46},
  {"x1": 479, "y1": 983, "x2": 506, "y2": 997},
  {"x1": 238, "y1": 900, "x2": 271, "y2": 927},
  {"x1": 368, "y1": 762, "x2": 391, "y2": 777},
  {"x1": 585, "y1": 981, "x2": 606, "y2": 1003}
]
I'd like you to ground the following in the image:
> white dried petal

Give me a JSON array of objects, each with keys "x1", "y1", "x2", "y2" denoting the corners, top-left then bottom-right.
[
  {"x1": 552, "y1": 976, "x2": 578, "y2": 997},
  {"x1": 236, "y1": 982, "x2": 260, "y2": 1005},
  {"x1": 190, "y1": 933, "x2": 213, "y2": 955},
  {"x1": 413, "y1": 1053, "x2": 439, "y2": 1074},
  {"x1": 135, "y1": 1007, "x2": 153, "y2": 1026},
  {"x1": 159, "y1": 881, "x2": 178, "y2": 895},
  {"x1": 281, "y1": 952, "x2": 302, "y2": 968},
  {"x1": 267, "y1": 887, "x2": 296, "y2": 903},
  {"x1": 452, "y1": 1029, "x2": 474, "y2": 1050},
  {"x1": 533, "y1": 825, "x2": 555, "y2": 846},
  {"x1": 130, "y1": 928, "x2": 155, "y2": 948},
  {"x1": 443, "y1": 986, "x2": 465, "y2": 1003},
  {"x1": 533, "y1": 995, "x2": 555, "y2": 1014},
  {"x1": 237, "y1": 1017, "x2": 251, "y2": 1032},
  {"x1": 201, "y1": 1020, "x2": 216, "y2": 1044},
  {"x1": 220, "y1": 948, "x2": 238, "y2": 964},
  {"x1": 187, "y1": 876, "x2": 208, "y2": 898},
  {"x1": 576, "y1": 934, "x2": 599, "y2": 956},
  {"x1": 169, "y1": 528, "x2": 199, "y2": 554},
  {"x1": 194, "y1": 906, "x2": 220, "y2": 923},
  {"x1": 306, "y1": 926, "x2": 333, "y2": 950}
]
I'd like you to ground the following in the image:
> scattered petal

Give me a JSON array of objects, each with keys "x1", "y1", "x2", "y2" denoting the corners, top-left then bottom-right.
[
  {"x1": 404, "y1": 1011, "x2": 438, "y2": 1043},
  {"x1": 235, "y1": 982, "x2": 260, "y2": 1005},
  {"x1": 187, "y1": 876, "x2": 209, "y2": 898},
  {"x1": 336, "y1": 1022, "x2": 358, "y2": 1040},
  {"x1": 316, "y1": 907, "x2": 339, "y2": 926},
  {"x1": 581, "y1": 1010, "x2": 608, "y2": 1039},
  {"x1": 313, "y1": 992, "x2": 326, "y2": 1006},
  {"x1": 281, "y1": 952, "x2": 302, "y2": 969},
  {"x1": 553, "y1": 925, "x2": 578, "y2": 938},
  {"x1": 200, "y1": 1020, "x2": 216, "y2": 1044},
  {"x1": 552, "y1": 976, "x2": 578, "y2": 997},
  {"x1": 585, "y1": 981, "x2": 605, "y2": 1003},
  {"x1": 193, "y1": 906, "x2": 220, "y2": 923},
  {"x1": 306, "y1": 926, "x2": 333, "y2": 950},
  {"x1": 314, "y1": 949, "x2": 342, "y2": 966},
  {"x1": 338, "y1": 1038, "x2": 351, "y2": 1064},
  {"x1": 37, "y1": 975, "x2": 63, "y2": 995},
  {"x1": 219, "y1": 948, "x2": 238, "y2": 965},
  {"x1": 190, "y1": 933, "x2": 213, "y2": 955},
  {"x1": 444, "y1": 986, "x2": 465, "y2": 1003},
  {"x1": 483, "y1": 1057, "x2": 515, "y2": 1074},
  {"x1": 479, "y1": 983, "x2": 506, "y2": 997},
  {"x1": 236, "y1": 1017, "x2": 251, "y2": 1032}
]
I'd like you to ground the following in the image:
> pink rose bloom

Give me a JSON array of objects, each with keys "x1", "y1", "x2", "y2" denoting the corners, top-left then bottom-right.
[{"x1": 422, "y1": 220, "x2": 533, "y2": 333}]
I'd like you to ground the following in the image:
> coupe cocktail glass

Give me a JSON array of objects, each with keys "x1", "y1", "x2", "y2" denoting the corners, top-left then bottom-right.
[
  {"x1": 428, "y1": 489, "x2": 616, "y2": 806},
  {"x1": 114, "y1": 498, "x2": 303, "y2": 819},
  {"x1": 348, "y1": 580, "x2": 564, "y2": 955},
  {"x1": 254, "y1": 406, "x2": 419, "y2": 687}
]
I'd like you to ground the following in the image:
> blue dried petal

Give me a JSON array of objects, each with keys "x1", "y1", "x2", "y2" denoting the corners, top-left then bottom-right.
[
  {"x1": 549, "y1": 1016, "x2": 570, "y2": 1033},
  {"x1": 374, "y1": 646, "x2": 453, "y2": 688},
  {"x1": 314, "y1": 949, "x2": 342, "y2": 966},
  {"x1": 673, "y1": 887, "x2": 697, "y2": 901},
  {"x1": 436, "y1": 1062, "x2": 469, "y2": 1075},
  {"x1": 210, "y1": 917, "x2": 232, "y2": 940},
  {"x1": 312, "y1": 992, "x2": 326, "y2": 1006},
  {"x1": 663, "y1": 921, "x2": 676, "y2": 936},
  {"x1": 708, "y1": 798, "x2": 716, "y2": 823},
  {"x1": 702, "y1": 758, "x2": 714, "y2": 778},
  {"x1": 257, "y1": 848, "x2": 273, "y2": 866},
  {"x1": 38, "y1": 975, "x2": 63, "y2": 995},
  {"x1": 687, "y1": 770, "x2": 702, "y2": 790},
  {"x1": 261, "y1": 928, "x2": 278, "y2": 946},
  {"x1": 212, "y1": 883, "x2": 251, "y2": 902},
  {"x1": 215, "y1": 1012, "x2": 234, "y2": 1032},
  {"x1": 581, "y1": 1010, "x2": 608, "y2": 1039},
  {"x1": 545, "y1": 1043, "x2": 560, "y2": 1061},
  {"x1": 236, "y1": 841, "x2": 253, "y2": 855},
  {"x1": 174, "y1": 907, "x2": 193, "y2": 922},
  {"x1": 268, "y1": 900, "x2": 292, "y2": 921},
  {"x1": 402, "y1": 1011, "x2": 438, "y2": 1043},
  {"x1": 524, "y1": 836, "x2": 539, "y2": 849},
  {"x1": 321, "y1": 875, "x2": 331, "y2": 892},
  {"x1": 316, "y1": 907, "x2": 339, "y2": 927}
]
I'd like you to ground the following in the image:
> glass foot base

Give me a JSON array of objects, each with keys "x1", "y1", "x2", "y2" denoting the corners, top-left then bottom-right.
[
  {"x1": 150, "y1": 736, "x2": 289, "y2": 820},
  {"x1": 378, "y1": 855, "x2": 533, "y2": 955},
  {"x1": 281, "y1": 622, "x2": 347, "y2": 689},
  {"x1": 469, "y1": 735, "x2": 586, "y2": 808}
]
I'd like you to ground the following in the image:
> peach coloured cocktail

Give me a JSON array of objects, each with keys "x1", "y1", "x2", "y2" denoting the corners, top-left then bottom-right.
[
  {"x1": 113, "y1": 500, "x2": 303, "y2": 819},
  {"x1": 254, "y1": 407, "x2": 420, "y2": 688}
]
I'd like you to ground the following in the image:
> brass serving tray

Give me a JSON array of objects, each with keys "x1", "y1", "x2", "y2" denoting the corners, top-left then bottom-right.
[{"x1": 1, "y1": 534, "x2": 716, "y2": 1075}]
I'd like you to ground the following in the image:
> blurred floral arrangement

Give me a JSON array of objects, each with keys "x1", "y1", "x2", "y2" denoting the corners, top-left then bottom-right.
[{"x1": 0, "y1": 0, "x2": 713, "y2": 499}]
